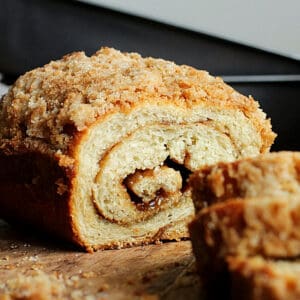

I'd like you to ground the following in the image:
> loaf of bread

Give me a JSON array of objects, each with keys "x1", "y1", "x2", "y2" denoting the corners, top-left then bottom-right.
[
  {"x1": 0, "y1": 47, "x2": 275, "y2": 251},
  {"x1": 228, "y1": 256, "x2": 300, "y2": 300},
  {"x1": 189, "y1": 152, "x2": 300, "y2": 298},
  {"x1": 189, "y1": 151, "x2": 300, "y2": 212}
]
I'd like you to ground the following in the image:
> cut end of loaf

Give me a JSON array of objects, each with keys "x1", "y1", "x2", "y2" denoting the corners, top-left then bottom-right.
[{"x1": 72, "y1": 100, "x2": 270, "y2": 249}]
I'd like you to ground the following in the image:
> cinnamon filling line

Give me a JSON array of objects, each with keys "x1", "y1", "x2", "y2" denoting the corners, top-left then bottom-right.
[{"x1": 124, "y1": 158, "x2": 191, "y2": 211}]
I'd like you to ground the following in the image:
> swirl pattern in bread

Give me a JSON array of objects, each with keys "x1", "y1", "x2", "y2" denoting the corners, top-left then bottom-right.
[{"x1": 0, "y1": 48, "x2": 275, "y2": 250}]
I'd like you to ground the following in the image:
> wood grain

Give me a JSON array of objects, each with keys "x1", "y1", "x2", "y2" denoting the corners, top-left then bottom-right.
[{"x1": 0, "y1": 220, "x2": 202, "y2": 299}]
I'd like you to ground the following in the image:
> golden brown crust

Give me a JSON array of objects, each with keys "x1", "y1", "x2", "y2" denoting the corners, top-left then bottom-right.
[
  {"x1": 0, "y1": 152, "x2": 76, "y2": 246},
  {"x1": 189, "y1": 152, "x2": 300, "y2": 298},
  {"x1": 189, "y1": 196, "x2": 300, "y2": 279},
  {"x1": 228, "y1": 256, "x2": 300, "y2": 300},
  {"x1": 0, "y1": 47, "x2": 275, "y2": 154},
  {"x1": 189, "y1": 151, "x2": 300, "y2": 212}
]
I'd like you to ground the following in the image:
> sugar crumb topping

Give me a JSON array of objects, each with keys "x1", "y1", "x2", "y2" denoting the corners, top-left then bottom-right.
[{"x1": 0, "y1": 47, "x2": 264, "y2": 152}]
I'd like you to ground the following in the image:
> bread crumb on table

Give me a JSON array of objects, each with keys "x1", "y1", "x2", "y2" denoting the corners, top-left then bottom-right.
[{"x1": 0, "y1": 270, "x2": 101, "y2": 300}]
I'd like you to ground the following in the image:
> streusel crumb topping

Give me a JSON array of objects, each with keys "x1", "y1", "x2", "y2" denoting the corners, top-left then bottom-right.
[{"x1": 0, "y1": 47, "x2": 267, "y2": 152}]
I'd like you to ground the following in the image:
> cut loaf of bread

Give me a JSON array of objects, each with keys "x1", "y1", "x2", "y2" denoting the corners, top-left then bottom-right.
[
  {"x1": 228, "y1": 256, "x2": 300, "y2": 300},
  {"x1": 189, "y1": 152, "x2": 300, "y2": 298},
  {"x1": 0, "y1": 47, "x2": 275, "y2": 251},
  {"x1": 189, "y1": 151, "x2": 300, "y2": 212}
]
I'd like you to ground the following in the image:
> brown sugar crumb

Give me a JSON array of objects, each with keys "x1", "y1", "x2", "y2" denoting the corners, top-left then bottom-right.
[
  {"x1": 81, "y1": 271, "x2": 96, "y2": 279},
  {"x1": 9, "y1": 244, "x2": 18, "y2": 250},
  {"x1": 1, "y1": 256, "x2": 9, "y2": 261},
  {"x1": 0, "y1": 271, "x2": 100, "y2": 300},
  {"x1": 55, "y1": 178, "x2": 68, "y2": 195},
  {"x1": 0, "y1": 271, "x2": 67, "y2": 300},
  {"x1": 97, "y1": 283, "x2": 109, "y2": 292}
]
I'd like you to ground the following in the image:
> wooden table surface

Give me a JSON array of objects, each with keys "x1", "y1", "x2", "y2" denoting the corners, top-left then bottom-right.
[{"x1": 0, "y1": 220, "x2": 203, "y2": 299}]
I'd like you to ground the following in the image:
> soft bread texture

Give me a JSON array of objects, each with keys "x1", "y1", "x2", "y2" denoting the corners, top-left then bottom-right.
[
  {"x1": 228, "y1": 256, "x2": 300, "y2": 300},
  {"x1": 0, "y1": 47, "x2": 275, "y2": 251},
  {"x1": 189, "y1": 151, "x2": 300, "y2": 212}
]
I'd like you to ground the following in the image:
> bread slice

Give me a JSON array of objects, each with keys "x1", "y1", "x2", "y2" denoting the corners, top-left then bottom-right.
[
  {"x1": 189, "y1": 196, "x2": 300, "y2": 277},
  {"x1": 228, "y1": 256, "x2": 300, "y2": 300},
  {"x1": 0, "y1": 47, "x2": 275, "y2": 251},
  {"x1": 189, "y1": 151, "x2": 300, "y2": 212}
]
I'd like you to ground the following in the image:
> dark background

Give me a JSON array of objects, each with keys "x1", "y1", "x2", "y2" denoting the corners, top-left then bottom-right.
[{"x1": 1, "y1": 0, "x2": 300, "y2": 150}]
